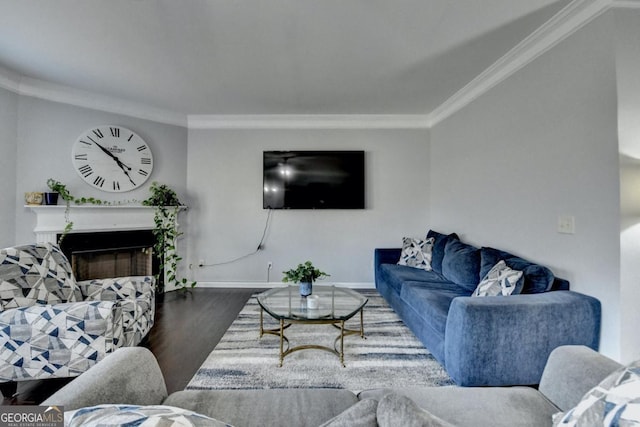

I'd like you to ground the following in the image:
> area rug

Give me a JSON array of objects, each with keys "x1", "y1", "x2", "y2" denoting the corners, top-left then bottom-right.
[{"x1": 186, "y1": 289, "x2": 454, "y2": 392}]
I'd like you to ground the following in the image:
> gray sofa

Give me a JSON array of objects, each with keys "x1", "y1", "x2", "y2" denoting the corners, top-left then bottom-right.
[{"x1": 43, "y1": 345, "x2": 622, "y2": 426}]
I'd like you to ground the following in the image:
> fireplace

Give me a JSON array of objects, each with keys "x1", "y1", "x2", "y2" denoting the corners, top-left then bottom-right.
[
  {"x1": 60, "y1": 230, "x2": 159, "y2": 281},
  {"x1": 28, "y1": 205, "x2": 180, "y2": 292}
]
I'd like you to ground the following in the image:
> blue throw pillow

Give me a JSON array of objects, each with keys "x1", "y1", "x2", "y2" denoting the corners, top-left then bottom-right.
[
  {"x1": 441, "y1": 239, "x2": 481, "y2": 292},
  {"x1": 426, "y1": 230, "x2": 459, "y2": 274},
  {"x1": 480, "y1": 247, "x2": 554, "y2": 294}
]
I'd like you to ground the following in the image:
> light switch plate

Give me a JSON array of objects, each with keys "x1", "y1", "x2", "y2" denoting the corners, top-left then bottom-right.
[{"x1": 558, "y1": 215, "x2": 575, "y2": 234}]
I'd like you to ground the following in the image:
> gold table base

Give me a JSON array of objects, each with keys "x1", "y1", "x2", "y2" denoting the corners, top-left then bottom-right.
[{"x1": 259, "y1": 308, "x2": 365, "y2": 367}]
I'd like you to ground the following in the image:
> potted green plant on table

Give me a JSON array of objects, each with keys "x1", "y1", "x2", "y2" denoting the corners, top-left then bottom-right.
[{"x1": 282, "y1": 261, "x2": 330, "y2": 296}]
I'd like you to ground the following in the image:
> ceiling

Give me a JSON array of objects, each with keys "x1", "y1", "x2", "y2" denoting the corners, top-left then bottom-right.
[{"x1": 0, "y1": 0, "x2": 572, "y2": 118}]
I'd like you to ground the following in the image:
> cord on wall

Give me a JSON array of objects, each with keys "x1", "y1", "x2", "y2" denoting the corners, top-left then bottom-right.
[{"x1": 200, "y1": 209, "x2": 273, "y2": 268}]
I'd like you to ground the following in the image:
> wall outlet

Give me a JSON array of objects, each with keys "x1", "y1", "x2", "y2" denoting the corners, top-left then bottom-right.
[
  {"x1": 557, "y1": 215, "x2": 575, "y2": 234},
  {"x1": 198, "y1": 259, "x2": 205, "y2": 267}
]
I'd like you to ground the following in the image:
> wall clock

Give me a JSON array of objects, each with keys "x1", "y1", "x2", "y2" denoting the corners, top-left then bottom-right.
[{"x1": 71, "y1": 126, "x2": 154, "y2": 192}]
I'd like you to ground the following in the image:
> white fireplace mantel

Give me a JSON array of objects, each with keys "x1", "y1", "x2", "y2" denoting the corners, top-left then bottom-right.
[{"x1": 28, "y1": 205, "x2": 164, "y2": 243}]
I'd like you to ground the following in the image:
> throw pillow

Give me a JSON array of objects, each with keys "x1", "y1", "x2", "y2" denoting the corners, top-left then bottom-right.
[
  {"x1": 441, "y1": 239, "x2": 481, "y2": 292},
  {"x1": 472, "y1": 260, "x2": 524, "y2": 297},
  {"x1": 377, "y1": 393, "x2": 455, "y2": 427},
  {"x1": 553, "y1": 358, "x2": 640, "y2": 426},
  {"x1": 319, "y1": 398, "x2": 378, "y2": 427},
  {"x1": 426, "y1": 230, "x2": 459, "y2": 274},
  {"x1": 398, "y1": 237, "x2": 435, "y2": 271},
  {"x1": 65, "y1": 404, "x2": 232, "y2": 427},
  {"x1": 479, "y1": 247, "x2": 554, "y2": 294}
]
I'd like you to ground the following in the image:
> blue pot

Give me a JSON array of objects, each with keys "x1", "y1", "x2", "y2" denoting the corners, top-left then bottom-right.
[{"x1": 299, "y1": 281, "x2": 312, "y2": 297}]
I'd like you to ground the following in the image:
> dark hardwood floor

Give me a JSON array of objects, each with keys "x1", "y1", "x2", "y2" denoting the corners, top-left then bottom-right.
[{"x1": 1, "y1": 287, "x2": 261, "y2": 405}]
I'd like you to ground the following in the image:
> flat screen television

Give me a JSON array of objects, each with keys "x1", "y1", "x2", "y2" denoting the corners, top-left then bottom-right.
[{"x1": 263, "y1": 150, "x2": 365, "y2": 209}]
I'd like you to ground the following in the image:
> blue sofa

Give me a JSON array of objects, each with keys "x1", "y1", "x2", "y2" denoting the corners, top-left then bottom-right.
[{"x1": 374, "y1": 230, "x2": 601, "y2": 387}]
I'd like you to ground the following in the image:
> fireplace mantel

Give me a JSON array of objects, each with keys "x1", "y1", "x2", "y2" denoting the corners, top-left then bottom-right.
[{"x1": 28, "y1": 205, "x2": 175, "y2": 243}]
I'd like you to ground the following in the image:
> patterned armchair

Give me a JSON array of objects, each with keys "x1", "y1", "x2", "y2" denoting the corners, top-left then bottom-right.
[{"x1": 0, "y1": 243, "x2": 155, "y2": 395}]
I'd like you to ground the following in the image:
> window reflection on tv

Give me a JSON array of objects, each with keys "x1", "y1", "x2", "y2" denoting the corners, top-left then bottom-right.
[{"x1": 263, "y1": 151, "x2": 365, "y2": 209}]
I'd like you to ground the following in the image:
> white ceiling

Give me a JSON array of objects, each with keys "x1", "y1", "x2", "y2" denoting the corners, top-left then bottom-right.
[{"x1": 0, "y1": 0, "x2": 572, "y2": 118}]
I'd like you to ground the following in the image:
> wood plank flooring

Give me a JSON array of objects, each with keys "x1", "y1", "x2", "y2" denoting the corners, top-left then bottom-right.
[{"x1": 1, "y1": 288, "x2": 261, "y2": 405}]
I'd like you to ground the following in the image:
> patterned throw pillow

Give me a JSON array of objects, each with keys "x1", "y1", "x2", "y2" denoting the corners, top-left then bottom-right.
[
  {"x1": 472, "y1": 260, "x2": 524, "y2": 297},
  {"x1": 553, "y1": 359, "x2": 640, "y2": 426},
  {"x1": 397, "y1": 237, "x2": 435, "y2": 271},
  {"x1": 66, "y1": 404, "x2": 232, "y2": 427}
]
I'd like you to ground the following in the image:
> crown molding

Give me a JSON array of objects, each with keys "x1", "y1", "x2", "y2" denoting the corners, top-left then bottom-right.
[
  {"x1": 0, "y1": 0, "x2": 629, "y2": 131},
  {"x1": 0, "y1": 65, "x2": 21, "y2": 93},
  {"x1": 187, "y1": 114, "x2": 429, "y2": 130},
  {"x1": 612, "y1": 0, "x2": 640, "y2": 8},
  {"x1": 426, "y1": 0, "x2": 614, "y2": 127},
  {"x1": 0, "y1": 71, "x2": 187, "y2": 127}
]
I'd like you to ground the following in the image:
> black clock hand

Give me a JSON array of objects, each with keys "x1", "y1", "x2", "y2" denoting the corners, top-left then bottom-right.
[
  {"x1": 93, "y1": 141, "x2": 132, "y2": 171},
  {"x1": 92, "y1": 140, "x2": 136, "y2": 185}
]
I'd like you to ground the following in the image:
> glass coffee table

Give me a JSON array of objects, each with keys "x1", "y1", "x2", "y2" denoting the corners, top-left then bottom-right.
[{"x1": 257, "y1": 285, "x2": 368, "y2": 367}]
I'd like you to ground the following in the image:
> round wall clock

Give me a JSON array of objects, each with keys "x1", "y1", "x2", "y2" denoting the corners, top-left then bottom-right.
[{"x1": 71, "y1": 126, "x2": 154, "y2": 192}]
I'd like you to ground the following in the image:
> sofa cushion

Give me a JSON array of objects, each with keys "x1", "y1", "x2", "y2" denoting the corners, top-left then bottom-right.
[
  {"x1": 472, "y1": 260, "x2": 524, "y2": 297},
  {"x1": 553, "y1": 358, "x2": 640, "y2": 427},
  {"x1": 0, "y1": 243, "x2": 82, "y2": 310},
  {"x1": 378, "y1": 264, "x2": 451, "y2": 296},
  {"x1": 65, "y1": 404, "x2": 229, "y2": 427},
  {"x1": 441, "y1": 240, "x2": 481, "y2": 292},
  {"x1": 480, "y1": 247, "x2": 554, "y2": 294},
  {"x1": 401, "y1": 283, "x2": 470, "y2": 336},
  {"x1": 319, "y1": 398, "x2": 378, "y2": 427},
  {"x1": 377, "y1": 393, "x2": 454, "y2": 427},
  {"x1": 164, "y1": 389, "x2": 358, "y2": 427},
  {"x1": 397, "y1": 237, "x2": 435, "y2": 271},
  {"x1": 359, "y1": 386, "x2": 560, "y2": 427},
  {"x1": 426, "y1": 230, "x2": 459, "y2": 274}
]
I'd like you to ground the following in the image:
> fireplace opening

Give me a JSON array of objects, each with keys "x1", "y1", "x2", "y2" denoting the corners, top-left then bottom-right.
[{"x1": 60, "y1": 230, "x2": 160, "y2": 283}]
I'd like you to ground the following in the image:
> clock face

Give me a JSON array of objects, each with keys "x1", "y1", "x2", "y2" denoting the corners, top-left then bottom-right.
[{"x1": 71, "y1": 126, "x2": 154, "y2": 192}]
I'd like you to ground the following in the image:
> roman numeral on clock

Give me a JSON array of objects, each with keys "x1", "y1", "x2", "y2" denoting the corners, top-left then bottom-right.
[
  {"x1": 78, "y1": 164, "x2": 93, "y2": 177},
  {"x1": 113, "y1": 181, "x2": 120, "y2": 191},
  {"x1": 138, "y1": 169, "x2": 149, "y2": 177},
  {"x1": 93, "y1": 176, "x2": 105, "y2": 188},
  {"x1": 75, "y1": 154, "x2": 88, "y2": 161},
  {"x1": 137, "y1": 144, "x2": 147, "y2": 152},
  {"x1": 110, "y1": 127, "x2": 120, "y2": 137},
  {"x1": 141, "y1": 158, "x2": 151, "y2": 165},
  {"x1": 92, "y1": 129, "x2": 104, "y2": 139}
]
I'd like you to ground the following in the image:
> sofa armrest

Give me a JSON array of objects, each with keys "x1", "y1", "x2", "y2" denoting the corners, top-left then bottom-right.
[
  {"x1": 41, "y1": 347, "x2": 168, "y2": 410},
  {"x1": 444, "y1": 291, "x2": 601, "y2": 386},
  {"x1": 78, "y1": 276, "x2": 155, "y2": 302},
  {"x1": 375, "y1": 248, "x2": 401, "y2": 267},
  {"x1": 538, "y1": 345, "x2": 621, "y2": 411}
]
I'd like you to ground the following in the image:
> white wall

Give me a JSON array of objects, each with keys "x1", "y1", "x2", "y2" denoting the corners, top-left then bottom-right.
[
  {"x1": 615, "y1": 8, "x2": 640, "y2": 364},
  {"x1": 0, "y1": 87, "x2": 19, "y2": 247},
  {"x1": 430, "y1": 14, "x2": 621, "y2": 358},
  {"x1": 186, "y1": 128, "x2": 430, "y2": 285},
  {"x1": 14, "y1": 96, "x2": 189, "y2": 244}
]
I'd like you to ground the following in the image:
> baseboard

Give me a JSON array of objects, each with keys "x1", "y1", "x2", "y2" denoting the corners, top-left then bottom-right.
[{"x1": 194, "y1": 281, "x2": 375, "y2": 289}]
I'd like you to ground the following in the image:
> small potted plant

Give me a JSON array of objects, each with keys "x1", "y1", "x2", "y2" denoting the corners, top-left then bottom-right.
[
  {"x1": 282, "y1": 261, "x2": 329, "y2": 296},
  {"x1": 45, "y1": 178, "x2": 72, "y2": 205}
]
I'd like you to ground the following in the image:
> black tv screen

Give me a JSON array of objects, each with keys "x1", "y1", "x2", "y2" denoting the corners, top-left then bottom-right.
[{"x1": 263, "y1": 151, "x2": 365, "y2": 209}]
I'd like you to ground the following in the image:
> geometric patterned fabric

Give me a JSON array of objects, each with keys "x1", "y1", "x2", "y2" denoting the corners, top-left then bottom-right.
[
  {"x1": 472, "y1": 260, "x2": 524, "y2": 297},
  {"x1": 554, "y1": 358, "x2": 640, "y2": 426},
  {"x1": 65, "y1": 405, "x2": 231, "y2": 427},
  {"x1": 397, "y1": 237, "x2": 435, "y2": 271},
  {"x1": 0, "y1": 243, "x2": 155, "y2": 384}
]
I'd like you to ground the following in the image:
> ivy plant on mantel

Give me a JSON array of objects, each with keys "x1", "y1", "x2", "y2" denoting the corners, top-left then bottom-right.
[{"x1": 39, "y1": 179, "x2": 195, "y2": 293}]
